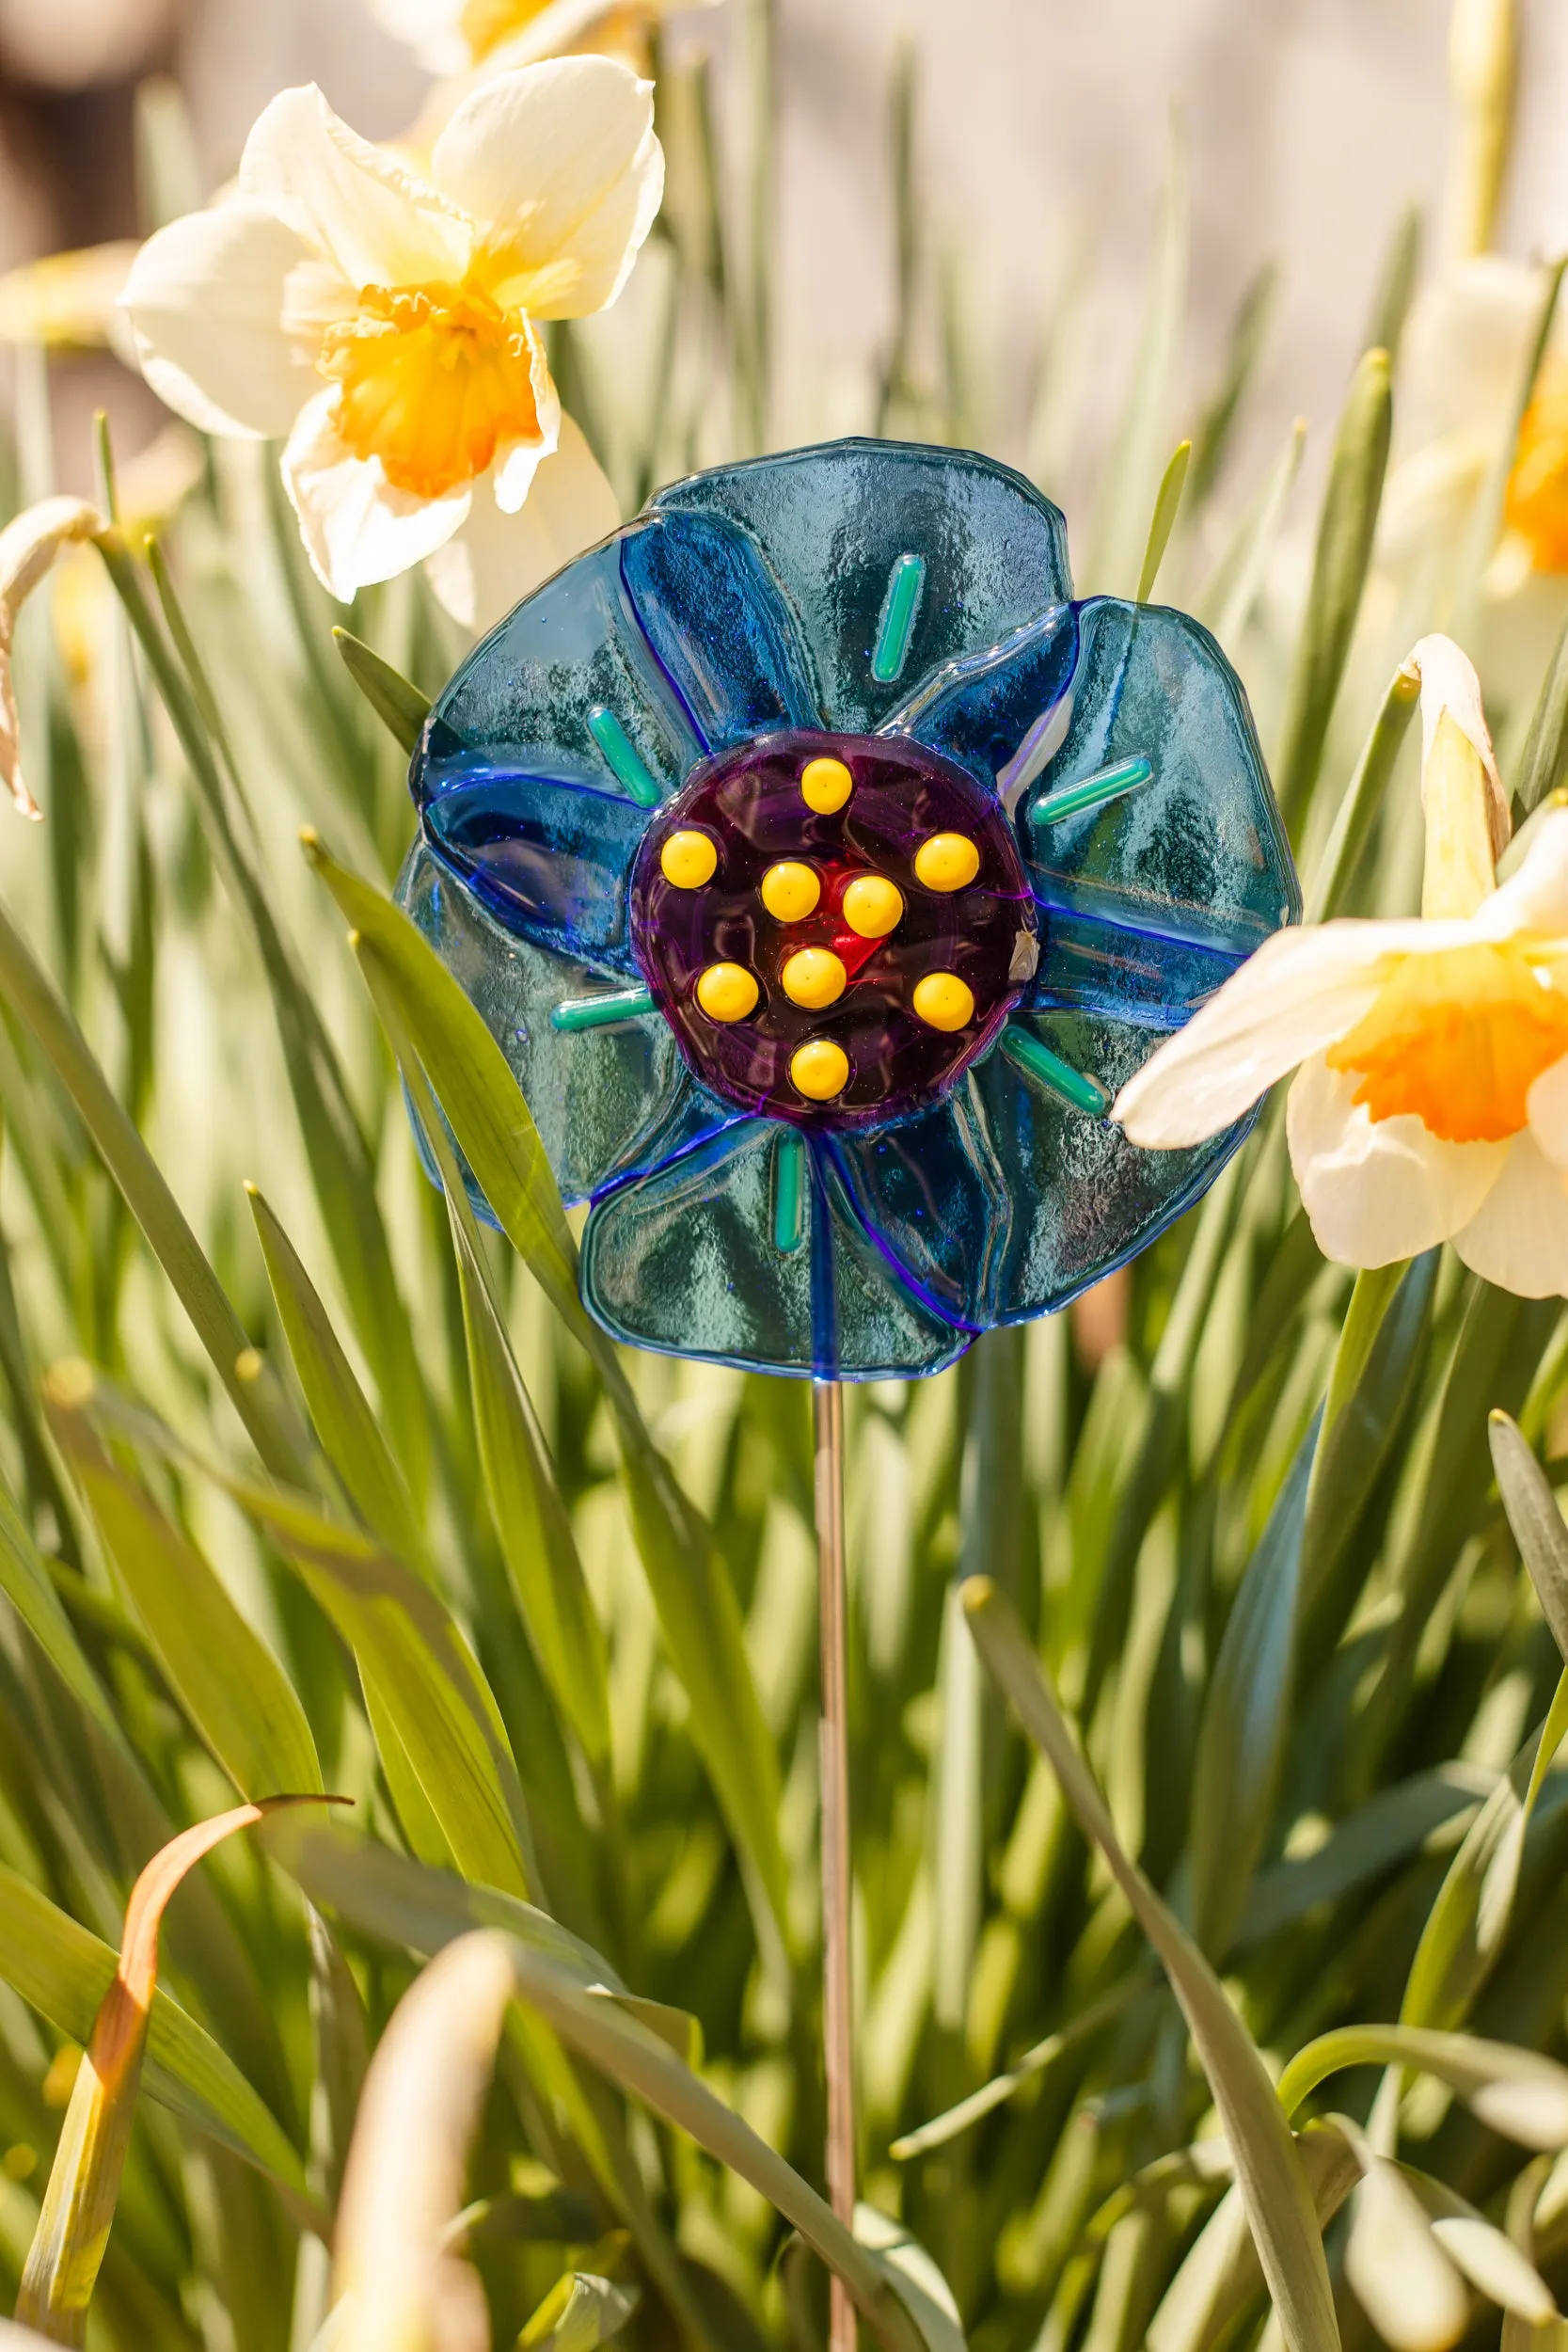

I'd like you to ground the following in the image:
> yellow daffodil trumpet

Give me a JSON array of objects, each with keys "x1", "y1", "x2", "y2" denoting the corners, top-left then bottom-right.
[{"x1": 1113, "y1": 633, "x2": 1568, "y2": 1299}]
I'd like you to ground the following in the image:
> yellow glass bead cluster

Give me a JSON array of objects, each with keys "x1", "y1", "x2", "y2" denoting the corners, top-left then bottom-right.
[{"x1": 658, "y1": 755, "x2": 980, "y2": 1102}]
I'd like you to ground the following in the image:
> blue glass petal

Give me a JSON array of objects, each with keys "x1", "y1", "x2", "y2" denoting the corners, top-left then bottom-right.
[
  {"x1": 419, "y1": 536, "x2": 702, "y2": 792},
  {"x1": 974, "y1": 1009, "x2": 1243, "y2": 1318},
  {"x1": 879, "y1": 603, "x2": 1079, "y2": 797},
  {"x1": 832, "y1": 1005, "x2": 1248, "y2": 1330},
  {"x1": 619, "y1": 512, "x2": 820, "y2": 752},
  {"x1": 652, "y1": 439, "x2": 1073, "y2": 736},
  {"x1": 1019, "y1": 599, "x2": 1301, "y2": 961},
  {"x1": 418, "y1": 773, "x2": 647, "y2": 976},
  {"x1": 397, "y1": 838, "x2": 736, "y2": 1209},
  {"x1": 580, "y1": 1120, "x2": 966, "y2": 1380},
  {"x1": 1025, "y1": 909, "x2": 1245, "y2": 1029}
]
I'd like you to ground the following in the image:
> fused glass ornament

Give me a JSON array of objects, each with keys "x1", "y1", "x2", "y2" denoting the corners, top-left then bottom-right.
[{"x1": 400, "y1": 438, "x2": 1300, "y2": 1380}]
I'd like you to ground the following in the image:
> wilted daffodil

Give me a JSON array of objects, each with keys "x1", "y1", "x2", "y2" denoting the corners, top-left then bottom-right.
[
  {"x1": 1115, "y1": 635, "x2": 1568, "y2": 1299},
  {"x1": 120, "y1": 60, "x2": 661, "y2": 628}
]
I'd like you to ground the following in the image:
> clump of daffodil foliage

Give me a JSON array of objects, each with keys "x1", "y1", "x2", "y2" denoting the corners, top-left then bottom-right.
[{"x1": 4, "y1": 3, "x2": 1568, "y2": 2349}]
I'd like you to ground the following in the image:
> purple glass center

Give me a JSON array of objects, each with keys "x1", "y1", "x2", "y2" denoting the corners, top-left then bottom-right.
[{"x1": 628, "y1": 729, "x2": 1040, "y2": 1131}]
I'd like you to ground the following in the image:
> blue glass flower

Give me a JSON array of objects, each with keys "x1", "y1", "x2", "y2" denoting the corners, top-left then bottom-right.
[{"x1": 398, "y1": 439, "x2": 1299, "y2": 1380}]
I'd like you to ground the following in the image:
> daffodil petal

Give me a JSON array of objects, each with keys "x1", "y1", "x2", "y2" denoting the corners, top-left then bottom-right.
[
  {"x1": 1286, "y1": 1055, "x2": 1508, "y2": 1266},
  {"x1": 491, "y1": 365, "x2": 561, "y2": 514},
  {"x1": 1453, "y1": 1129, "x2": 1568, "y2": 1296},
  {"x1": 433, "y1": 56, "x2": 663, "y2": 319},
  {"x1": 424, "y1": 412, "x2": 619, "y2": 631},
  {"x1": 1527, "y1": 1050, "x2": 1568, "y2": 1169},
  {"x1": 282, "y1": 388, "x2": 471, "y2": 603},
  {"x1": 1408, "y1": 631, "x2": 1508, "y2": 858},
  {"x1": 1111, "y1": 919, "x2": 1441, "y2": 1148},
  {"x1": 239, "y1": 85, "x2": 470, "y2": 294},
  {"x1": 122, "y1": 201, "x2": 320, "y2": 439},
  {"x1": 1479, "y1": 805, "x2": 1568, "y2": 937}
]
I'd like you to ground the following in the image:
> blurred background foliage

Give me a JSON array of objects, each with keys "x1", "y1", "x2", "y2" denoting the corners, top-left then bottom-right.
[{"x1": 3, "y1": 3, "x2": 1568, "y2": 2349}]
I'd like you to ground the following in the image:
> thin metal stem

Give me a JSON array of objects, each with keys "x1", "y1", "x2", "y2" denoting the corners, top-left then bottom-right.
[{"x1": 814, "y1": 1377, "x2": 856, "y2": 2352}]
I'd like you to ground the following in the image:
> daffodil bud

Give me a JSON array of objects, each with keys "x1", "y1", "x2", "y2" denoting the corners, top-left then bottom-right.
[
  {"x1": 1406, "y1": 633, "x2": 1508, "y2": 919},
  {"x1": 1448, "y1": 0, "x2": 1516, "y2": 257}
]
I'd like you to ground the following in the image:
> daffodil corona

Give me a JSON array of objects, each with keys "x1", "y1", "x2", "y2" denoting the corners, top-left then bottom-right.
[
  {"x1": 1114, "y1": 635, "x2": 1568, "y2": 1298},
  {"x1": 120, "y1": 62, "x2": 662, "y2": 628}
]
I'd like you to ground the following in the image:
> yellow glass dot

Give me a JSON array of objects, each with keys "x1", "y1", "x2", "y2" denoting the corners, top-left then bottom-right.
[
  {"x1": 760, "y1": 860, "x2": 821, "y2": 922},
  {"x1": 912, "y1": 972, "x2": 975, "y2": 1033},
  {"x1": 782, "y1": 946, "x2": 847, "y2": 1009},
  {"x1": 792, "y1": 1039, "x2": 850, "y2": 1101},
  {"x1": 659, "y1": 829, "x2": 718, "y2": 889},
  {"x1": 800, "y1": 755, "x2": 853, "y2": 814},
  {"x1": 696, "y1": 962, "x2": 759, "y2": 1024},
  {"x1": 842, "y1": 873, "x2": 904, "y2": 938},
  {"x1": 914, "y1": 832, "x2": 981, "y2": 893}
]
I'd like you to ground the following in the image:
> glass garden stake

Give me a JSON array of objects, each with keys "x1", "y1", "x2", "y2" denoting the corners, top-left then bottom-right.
[
  {"x1": 814, "y1": 1376, "x2": 856, "y2": 2349},
  {"x1": 395, "y1": 437, "x2": 1300, "y2": 2273}
]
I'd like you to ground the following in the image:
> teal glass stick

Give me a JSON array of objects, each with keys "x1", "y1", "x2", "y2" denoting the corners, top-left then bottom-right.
[
  {"x1": 772, "y1": 1128, "x2": 807, "y2": 1252},
  {"x1": 1001, "y1": 1023, "x2": 1110, "y2": 1118},
  {"x1": 588, "y1": 706, "x2": 663, "y2": 807},
  {"x1": 871, "y1": 553, "x2": 927, "y2": 685},
  {"x1": 1027, "y1": 755, "x2": 1153, "y2": 831},
  {"x1": 551, "y1": 986, "x2": 656, "y2": 1031}
]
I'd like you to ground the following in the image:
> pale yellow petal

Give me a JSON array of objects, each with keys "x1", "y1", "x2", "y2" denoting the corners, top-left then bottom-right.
[
  {"x1": 1479, "y1": 805, "x2": 1568, "y2": 938},
  {"x1": 1528, "y1": 1050, "x2": 1568, "y2": 1168},
  {"x1": 424, "y1": 412, "x2": 618, "y2": 631},
  {"x1": 1453, "y1": 1130, "x2": 1568, "y2": 1296},
  {"x1": 1111, "y1": 918, "x2": 1442, "y2": 1148},
  {"x1": 121, "y1": 201, "x2": 322, "y2": 439},
  {"x1": 1287, "y1": 1055, "x2": 1507, "y2": 1266},
  {"x1": 433, "y1": 56, "x2": 662, "y2": 319},
  {"x1": 281, "y1": 389, "x2": 471, "y2": 604},
  {"x1": 239, "y1": 86, "x2": 471, "y2": 294},
  {"x1": 1407, "y1": 631, "x2": 1508, "y2": 860}
]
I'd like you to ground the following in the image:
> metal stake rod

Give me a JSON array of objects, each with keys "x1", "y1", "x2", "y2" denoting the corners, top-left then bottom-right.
[{"x1": 814, "y1": 1377, "x2": 856, "y2": 2352}]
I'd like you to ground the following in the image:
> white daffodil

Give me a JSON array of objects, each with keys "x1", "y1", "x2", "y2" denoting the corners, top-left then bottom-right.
[
  {"x1": 1114, "y1": 636, "x2": 1568, "y2": 1300},
  {"x1": 372, "y1": 0, "x2": 716, "y2": 79},
  {"x1": 120, "y1": 61, "x2": 661, "y2": 629}
]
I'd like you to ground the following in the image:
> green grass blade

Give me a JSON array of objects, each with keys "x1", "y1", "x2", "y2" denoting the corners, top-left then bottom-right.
[
  {"x1": 331, "y1": 628, "x2": 430, "y2": 755},
  {"x1": 1279, "y1": 2025, "x2": 1568, "y2": 2150},
  {"x1": 0, "y1": 894, "x2": 309, "y2": 1483},
  {"x1": 131, "y1": 538, "x2": 432, "y2": 1508},
  {"x1": 1187, "y1": 261, "x2": 1278, "y2": 509},
  {"x1": 44, "y1": 1369, "x2": 322, "y2": 1801},
  {"x1": 0, "y1": 1476, "x2": 131, "y2": 1763},
  {"x1": 445, "y1": 1187, "x2": 613, "y2": 1775},
  {"x1": 1135, "y1": 439, "x2": 1191, "y2": 603},
  {"x1": 1274, "y1": 346, "x2": 1392, "y2": 837},
  {"x1": 1304, "y1": 660, "x2": 1422, "y2": 921},
  {"x1": 245, "y1": 1184, "x2": 433, "y2": 1584},
  {"x1": 1490, "y1": 1411, "x2": 1568, "y2": 1657},
  {"x1": 300, "y1": 850, "x2": 788, "y2": 1937},
  {"x1": 962, "y1": 1577, "x2": 1340, "y2": 2352},
  {"x1": 1512, "y1": 607, "x2": 1568, "y2": 817},
  {"x1": 1196, "y1": 418, "x2": 1307, "y2": 660},
  {"x1": 0, "y1": 1865, "x2": 307, "y2": 2192},
  {"x1": 1363, "y1": 200, "x2": 1423, "y2": 366},
  {"x1": 1189, "y1": 1419, "x2": 1313, "y2": 1958}
]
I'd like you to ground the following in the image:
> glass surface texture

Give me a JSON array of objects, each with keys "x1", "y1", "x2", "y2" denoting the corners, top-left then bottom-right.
[{"x1": 397, "y1": 437, "x2": 1300, "y2": 1380}]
